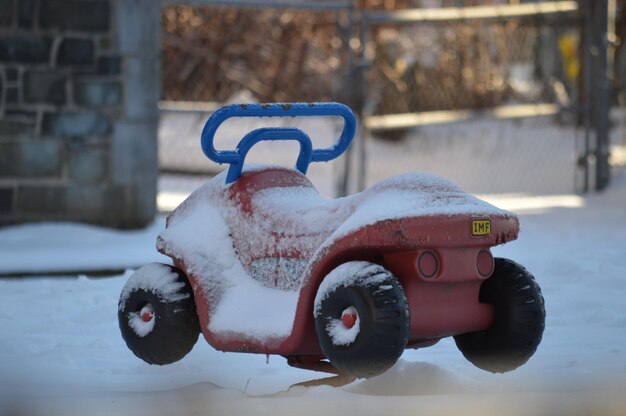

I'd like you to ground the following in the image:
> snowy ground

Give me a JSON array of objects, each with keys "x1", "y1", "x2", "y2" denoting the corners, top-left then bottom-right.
[{"x1": 2, "y1": 169, "x2": 626, "y2": 415}]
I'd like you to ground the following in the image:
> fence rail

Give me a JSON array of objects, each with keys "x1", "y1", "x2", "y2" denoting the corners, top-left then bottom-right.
[
  {"x1": 364, "y1": 103, "x2": 561, "y2": 131},
  {"x1": 162, "y1": 0, "x2": 352, "y2": 10},
  {"x1": 363, "y1": 1, "x2": 578, "y2": 24}
]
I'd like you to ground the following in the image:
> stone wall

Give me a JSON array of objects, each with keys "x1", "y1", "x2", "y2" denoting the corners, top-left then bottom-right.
[{"x1": 0, "y1": 0, "x2": 159, "y2": 228}]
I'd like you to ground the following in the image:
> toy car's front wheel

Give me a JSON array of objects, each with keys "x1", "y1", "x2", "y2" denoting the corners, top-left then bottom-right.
[
  {"x1": 118, "y1": 263, "x2": 200, "y2": 365},
  {"x1": 454, "y1": 258, "x2": 545, "y2": 373},
  {"x1": 314, "y1": 261, "x2": 410, "y2": 378}
]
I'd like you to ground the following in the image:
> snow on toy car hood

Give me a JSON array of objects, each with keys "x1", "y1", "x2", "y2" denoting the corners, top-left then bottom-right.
[
  {"x1": 157, "y1": 171, "x2": 300, "y2": 342},
  {"x1": 329, "y1": 172, "x2": 513, "y2": 243},
  {"x1": 157, "y1": 166, "x2": 514, "y2": 343}
]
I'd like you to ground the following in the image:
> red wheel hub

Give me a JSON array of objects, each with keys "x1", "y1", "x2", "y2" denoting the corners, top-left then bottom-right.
[
  {"x1": 140, "y1": 304, "x2": 154, "y2": 322},
  {"x1": 341, "y1": 308, "x2": 358, "y2": 329}
]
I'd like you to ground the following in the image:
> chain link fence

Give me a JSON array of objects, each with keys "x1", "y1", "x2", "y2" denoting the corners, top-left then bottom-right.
[
  {"x1": 354, "y1": 2, "x2": 585, "y2": 195},
  {"x1": 158, "y1": 0, "x2": 625, "y2": 200},
  {"x1": 159, "y1": 1, "x2": 353, "y2": 200}
]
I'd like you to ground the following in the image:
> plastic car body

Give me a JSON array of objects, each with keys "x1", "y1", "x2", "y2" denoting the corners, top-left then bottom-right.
[{"x1": 119, "y1": 103, "x2": 545, "y2": 377}]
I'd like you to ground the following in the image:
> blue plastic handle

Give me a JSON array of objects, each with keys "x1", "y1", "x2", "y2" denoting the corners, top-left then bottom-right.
[{"x1": 200, "y1": 102, "x2": 356, "y2": 183}]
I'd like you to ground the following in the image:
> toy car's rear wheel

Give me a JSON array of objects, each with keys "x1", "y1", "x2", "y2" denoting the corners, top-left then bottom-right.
[
  {"x1": 454, "y1": 258, "x2": 545, "y2": 373},
  {"x1": 118, "y1": 263, "x2": 200, "y2": 365},
  {"x1": 314, "y1": 262, "x2": 410, "y2": 378}
]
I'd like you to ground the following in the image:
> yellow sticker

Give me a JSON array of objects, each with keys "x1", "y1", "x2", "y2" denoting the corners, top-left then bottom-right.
[{"x1": 472, "y1": 220, "x2": 491, "y2": 236}]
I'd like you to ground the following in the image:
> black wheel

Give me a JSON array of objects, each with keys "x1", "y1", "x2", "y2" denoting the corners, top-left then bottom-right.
[
  {"x1": 454, "y1": 258, "x2": 545, "y2": 373},
  {"x1": 118, "y1": 263, "x2": 200, "y2": 365},
  {"x1": 314, "y1": 262, "x2": 409, "y2": 378}
]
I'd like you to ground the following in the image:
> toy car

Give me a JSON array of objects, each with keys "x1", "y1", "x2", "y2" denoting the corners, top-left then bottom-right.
[{"x1": 118, "y1": 102, "x2": 545, "y2": 378}]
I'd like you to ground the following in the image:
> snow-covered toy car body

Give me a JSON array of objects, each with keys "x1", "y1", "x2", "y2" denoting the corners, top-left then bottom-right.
[{"x1": 119, "y1": 103, "x2": 545, "y2": 378}]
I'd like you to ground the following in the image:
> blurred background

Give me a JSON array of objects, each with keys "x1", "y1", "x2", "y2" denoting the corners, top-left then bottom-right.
[
  {"x1": 158, "y1": 0, "x2": 626, "y2": 210},
  {"x1": 1, "y1": 0, "x2": 625, "y2": 227}
]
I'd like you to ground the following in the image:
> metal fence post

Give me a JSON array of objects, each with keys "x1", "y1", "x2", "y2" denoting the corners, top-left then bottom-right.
[
  {"x1": 339, "y1": 2, "x2": 357, "y2": 196},
  {"x1": 592, "y1": 0, "x2": 611, "y2": 190}
]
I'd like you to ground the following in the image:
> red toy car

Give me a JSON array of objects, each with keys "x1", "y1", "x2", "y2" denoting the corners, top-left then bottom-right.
[{"x1": 118, "y1": 103, "x2": 545, "y2": 378}]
